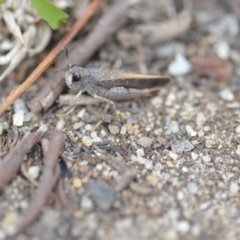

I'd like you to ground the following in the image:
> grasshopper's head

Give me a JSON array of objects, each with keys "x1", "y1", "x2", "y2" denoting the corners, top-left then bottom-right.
[{"x1": 65, "y1": 65, "x2": 86, "y2": 91}]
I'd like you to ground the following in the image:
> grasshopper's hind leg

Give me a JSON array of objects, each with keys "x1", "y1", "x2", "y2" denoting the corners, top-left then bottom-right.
[{"x1": 92, "y1": 94, "x2": 120, "y2": 121}]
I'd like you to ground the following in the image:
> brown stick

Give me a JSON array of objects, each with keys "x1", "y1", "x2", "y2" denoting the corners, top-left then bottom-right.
[
  {"x1": 0, "y1": 0, "x2": 103, "y2": 117},
  {"x1": 0, "y1": 132, "x2": 42, "y2": 191},
  {"x1": 28, "y1": 0, "x2": 130, "y2": 114},
  {"x1": 16, "y1": 131, "x2": 64, "y2": 235}
]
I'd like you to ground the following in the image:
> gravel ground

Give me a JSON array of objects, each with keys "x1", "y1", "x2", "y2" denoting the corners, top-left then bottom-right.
[{"x1": 1, "y1": 0, "x2": 240, "y2": 239}]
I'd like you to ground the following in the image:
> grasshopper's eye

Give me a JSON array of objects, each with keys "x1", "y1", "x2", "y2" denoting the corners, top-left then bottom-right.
[{"x1": 72, "y1": 74, "x2": 81, "y2": 83}]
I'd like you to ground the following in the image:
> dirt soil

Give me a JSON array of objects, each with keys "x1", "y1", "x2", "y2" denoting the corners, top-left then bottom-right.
[{"x1": 1, "y1": 0, "x2": 240, "y2": 239}]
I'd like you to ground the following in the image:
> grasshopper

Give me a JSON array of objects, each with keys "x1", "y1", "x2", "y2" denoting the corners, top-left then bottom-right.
[{"x1": 65, "y1": 65, "x2": 170, "y2": 118}]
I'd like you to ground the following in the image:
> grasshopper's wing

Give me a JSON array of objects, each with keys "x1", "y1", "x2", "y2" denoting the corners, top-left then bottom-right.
[{"x1": 95, "y1": 71, "x2": 170, "y2": 89}]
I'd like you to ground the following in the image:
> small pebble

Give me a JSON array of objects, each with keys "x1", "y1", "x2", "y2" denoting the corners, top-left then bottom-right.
[
  {"x1": 168, "y1": 151, "x2": 178, "y2": 160},
  {"x1": 90, "y1": 132, "x2": 102, "y2": 142},
  {"x1": 236, "y1": 145, "x2": 240, "y2": 155},
  {"x1": 12, "y1": 110, "x2": 24, "y2": 127},
  {"x1": 136, "y1": 148, "x2": 145, "y2": 157},
  {"x1": 166, "y1": 161, "x2": 174, "y2": 168},
  {"x1": 188, "y1": 182, "x2": 199, "y2": 194},
  {"x1": 146, "y1": 175, "x2": 158, "y2": 186},
  {"x1": 120, "y1": 126, "x2": 127, "y2": 134},
  {"x1": 235, "y1": 126, "x2": 240, "y2": 134},
  {"x1": 108, "y1": 123, "x2": 120, "y2": 135},
  {"x1": 77, "y1": 108, "x2": 86, "y2": 119},
  {"x1": 177, "y1": 221, "x2": 190, "y2": 233},
  {"x1": 219, "y1": 89, "x2": 234, "y2": 101},
  {"x1": 196, "y1": 112, "x2": 206, "y2": 126},
  {"x1": 230, "y1": 182, "x2": 239, "y2": 193},
  {"x1": 191, "y1": 152, "x2": 198, "y2": 160},
  {"x1": 73, "y1": 178, "x2": 82, "y2": 188},
  {"x1": 214, "y1": 41, "x2": 230, "y2": 59},
  {"x1": 0, "y1": 123, "x2": 3, "y2": 135},
  {"x1": 137, "y1": 136, "x2": 153, "y2": 148},
  {"x1": 145, "y1": 160, "x2": 153, "y2": 170},
  {"x1": 185, "y1": 125, "x2": 197, "y2": 137},
  {"x1": 81, "y1": 196, "x2": 93, "y2": 210},
  {"x1": 85, "y1": 124, "x2": 92, "y2": 131},
  {"x1": 170, "y1": 121, "x2": 179, "y2": 133},
  {"x1": 39, "y1": 123, "x2": 48, "y2": 132},
  {"x1": 13, "y1": 99, "x2": 27, "y2": 113},
  {"x1": 168, "y1": 53, "x2": 192, "y2": 76},
  {"x1": 28, "y1": 166, "x2": 40, "y2": 180},
  {"x1": 24, "y1": 112, "x2": 34, "y2": 122},
  {"x1": 171, "y1": 140, "x2": 194, "y2": 153},
  {"x1": 56, "y1": 118, "x2": 65, "y2": 131},
  {"x1": 125, "y1": 122, "x2": 133, "y2": 134},
  {"x1": 202, "y1": 155, "x2": 211, "y2": 162},
  {"x1": 82, "y1": 136, "x2": 93, "y2": 147}
]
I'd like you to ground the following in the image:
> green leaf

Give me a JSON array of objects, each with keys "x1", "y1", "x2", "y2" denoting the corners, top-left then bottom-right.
[
  {"x1": 0, "y1": 0, "x2": 5, "y2": 4},
  {"x1": 30, "y1": 0, "x2": 68, "y2": 30}
]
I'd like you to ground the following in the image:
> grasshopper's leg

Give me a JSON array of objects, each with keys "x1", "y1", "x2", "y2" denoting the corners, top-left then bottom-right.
[
  {"x1": 71, "y1": 91, "x2": 83, "y2": 106},
  {"x1": 92, "y1": 94, "x2": 120, "y2": 121},
  {"x1": 73, "y1": 91, "x2": 83, "y2": 101}
]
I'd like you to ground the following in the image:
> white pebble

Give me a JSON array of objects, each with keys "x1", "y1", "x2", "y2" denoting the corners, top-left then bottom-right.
[
  {"x1": 90, "y1": 132, "x2": 102, "y2": 142},
  {"x1": 56, "y1": 119, "x2": 65, "y2": 130},
  {"x1": 12, "y1": 110, "x2": 24, "y2": 127},
  {"x1": 150, "y1": 96, "x2": 163, "y2": 106},
  {"x1": 214, "y1": 41, "x2": 230, "y2": 59},
  {"x1": 136, "y1": 148, "x2": 145, "y2": 157},
  {"x1": 196, "y1": 112, "x2": 206, "y2": 126},
  {"x1": 28, "y1": 166, "x2": 40, "y2": 180},
  {"x1": 188, "y1": 182, "x2": 199, "y2": 194},
  {"x1": 236, "y1": 145, "x2": 240, "y2": 155},
  {"x1": 130, "y1": 155, "x2": 138, "y2": 162},
  {"x1": 230, "y1": 182, "x2": 239, "y2": 193},
  {"x1": 177, "y1": 221, "x2": 190, "y2": 233},
  {"x1": 120, "y1": 126, "x2": 127, "y2": 134},
  {"x1": 170, "y1": 121, "x2": 179, "y2": 133},
  {"x1": 168, "y1": 53, "x2": 192, "y2": 76},
  {"x1": 191, "y1": 152, "x2": 198, "y2": 160},
  {"x1": 145, "y1": 160, "x2": 153, "y2": 170},
  {"x1": 0, "y1": 123, "x2": 3, "y2": 135},
  {"x1": 235, "y1": 126, "x2": 240, "y2": 134},
  {"x1": 169, "y1": 151, "x2": 178, "y2": 161},
  {"x1": 202, "y1": 155, "x2": 211, "y2": 162},
  {"x1": 85, "y1": 124, "x2": 92, "y2": 131},
  {"x1": 39, "y1": 123, "x2": 48, "y2": 132},
  {"x1": 77, "y1": 108, "x2": 86, "y2": 119},
  {"x1": 81, "y1": 197, "x2": 93, "y2": 210},
  {"x1": 137, "y1": 156, "x2": 146, "y2": 164},
  {"x1": 219, "y1": 89, "x2": 234, "y2": 101},
  {"x1": 185, "y1": 125, "x2": 197, "y2": 137}
]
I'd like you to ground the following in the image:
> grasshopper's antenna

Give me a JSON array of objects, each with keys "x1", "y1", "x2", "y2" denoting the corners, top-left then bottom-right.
[{"x1": 65, "y1": 48, "x2": 71, "y2": 71}]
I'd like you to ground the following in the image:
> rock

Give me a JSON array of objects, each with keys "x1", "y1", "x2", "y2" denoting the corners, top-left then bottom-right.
[
  {"x1": 185, "y1": 125, "x2": 197, "y2": 137},
  {"x1": 168, "y1": 53, "x2": 192, "y2": 76},
  {"x1": 146, "y1": 175, "x2": 158, "y2": 186},
  {"x1": 12, "y1": 110, "x2": 24, "y2": 127},
  {"x1": 202, "y1": 155, "x2": 211, "y2": 162},
  {"x1": 188, "y1": 182, "x2": 199, "y2": 194},
  {"x1": 82, "y1": 136, "x2": 93, "y2": 147},
  {"x1": 28, "y1": 166, "x2": 40, "y2": 180},
  {"x1": 108, "y1": 123, "x2": 120, "y2": 135},
  {"x1": 168, "y1": 151, "x2": 178, "y2": 160},
  {"x1": 72, "y1": 177, "x2": 82, "y2": 188},
  {"x1": 137, "y1": 136, "x2": 153, "y2": 148},
  {"x1": 219, "y1": 89, "x2": 234, "y2": 101},
  {"x1": 166, "y1": 161, "x2": 174, "y2": 168},
  {"x1": 84, "y1": 180, "x2": 116, "y2": 211},
  {"x1": 171, "y1": 140, "x2": 194, "y2": 153}
]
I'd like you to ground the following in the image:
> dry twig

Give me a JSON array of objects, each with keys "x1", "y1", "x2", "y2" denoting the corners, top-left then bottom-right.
[
  {"x1": 0, "y1": 0, "x2": 103, "y2": 116},
  {"x1": 16, "y1": 131, "x2": 65, "y2": 234},
  {"x1": 0, "y1": 131, "x2": 42, "y2": 191}
]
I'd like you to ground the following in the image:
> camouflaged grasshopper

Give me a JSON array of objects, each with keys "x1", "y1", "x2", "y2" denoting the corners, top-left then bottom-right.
[{"x1": 65, "y1": 65, "x2": 170, "y2": 118}]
